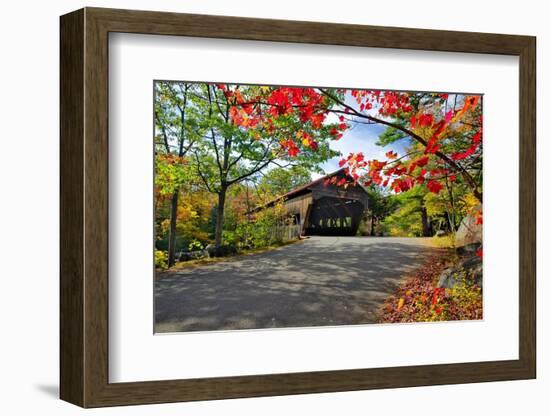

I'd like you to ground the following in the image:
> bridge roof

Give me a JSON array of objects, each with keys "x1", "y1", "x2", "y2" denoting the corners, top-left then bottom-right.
[{"x1": 252, "y1": 168, "x2": 366, "y2": 212}]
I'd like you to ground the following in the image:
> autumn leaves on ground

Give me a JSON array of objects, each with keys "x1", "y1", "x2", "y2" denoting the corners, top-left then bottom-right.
[{"x1": 154, "y1": 82, "x2": 483, "y2": 331}]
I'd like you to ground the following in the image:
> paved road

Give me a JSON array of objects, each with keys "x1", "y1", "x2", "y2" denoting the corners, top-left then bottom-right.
[{"x1": 155, "y1": 236, "x2": 434, "y2": 333}]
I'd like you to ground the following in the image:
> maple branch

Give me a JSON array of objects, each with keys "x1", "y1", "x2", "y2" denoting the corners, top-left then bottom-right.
[
  {"x1": 386, "y1": 150, "x2": 422, "y2": 166},
  {"x1": 318, "y1": 88, "x2": 482, "y2": 202},
  {"x1": 193, "y1": 151, "x2": 215, "y2": 193},
  {"x1": 154, "y1": 110, "x2": 171, "y2": 154},
  {"x1": 227, "y1": 157, "x2": 276, "y2": 186}
]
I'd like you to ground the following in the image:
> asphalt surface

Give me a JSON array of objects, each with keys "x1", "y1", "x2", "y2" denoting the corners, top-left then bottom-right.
[{"x1": 154, "y1": 236, "x2": 434, "y2": 333}]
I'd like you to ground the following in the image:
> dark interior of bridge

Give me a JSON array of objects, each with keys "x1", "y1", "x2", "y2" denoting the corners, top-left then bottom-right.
[{"x1": 304, "y1": 197, "x2": 365, "y2": 236}]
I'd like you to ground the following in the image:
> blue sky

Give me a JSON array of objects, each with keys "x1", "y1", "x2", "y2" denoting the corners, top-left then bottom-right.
[{"x1": 312, "y1": 118, "x2": 410, "y2": 180}]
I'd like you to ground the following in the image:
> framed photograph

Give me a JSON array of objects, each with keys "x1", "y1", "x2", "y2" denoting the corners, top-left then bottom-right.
[{"x1": 60, "y1": 7, "x2": 536, "y2": 407}]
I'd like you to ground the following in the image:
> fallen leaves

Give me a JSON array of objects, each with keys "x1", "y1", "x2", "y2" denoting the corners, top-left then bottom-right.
[{"x1": 379, "y1": 252, "x2": 483, "y2": 323}]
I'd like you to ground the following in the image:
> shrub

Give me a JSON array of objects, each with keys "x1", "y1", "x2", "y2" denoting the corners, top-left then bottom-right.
[
  {"x1": 431, "y1": 234, "x2": 455, "y2": 248},
  {"x1": 188, "y1": 239, "x2": 204, "y2": 252},
  {"x1": 230, "y1": 202, "x2": 288, "y2": 250},
  {"x1": 155, "y1": 249, "x2": 168, "y2": 269}
]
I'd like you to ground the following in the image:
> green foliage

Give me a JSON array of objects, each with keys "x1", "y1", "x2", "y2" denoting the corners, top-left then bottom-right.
[
  {"x1": 376, "y1": 125, "x2": 408, "y2": 146},
  {"x1": 189, "y1": 84, "x2": 338, "y2": 195},
  {"x1": 230, "y1": 202, "x2": 292, "y2": 250},
  {"x1": 155, "y1": 155, "x2": 195, "y2": 196},
  {"x1": 258, "y1": 165, "x2": 312, "y2": 198},
  {"x1": 380, "y1": 187, "x2": 426, "y2": 236},
  {"x1": 359, "y1": 185, "x2": 399, "y2": 235},
  {"x1": 383, "y1": 205, "x2": 423, "y2": 236},
  {"x1": 188, "y1": 239, "x2": 204, "y2": 252}
]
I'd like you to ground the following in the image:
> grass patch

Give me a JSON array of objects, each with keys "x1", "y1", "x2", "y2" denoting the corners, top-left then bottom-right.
[
  {"x1": 163, "y1": 238, "x2": 304, "y2": 272},
  {"x1": 430, "y1": 234, "x2": 455, "y2": 249}
]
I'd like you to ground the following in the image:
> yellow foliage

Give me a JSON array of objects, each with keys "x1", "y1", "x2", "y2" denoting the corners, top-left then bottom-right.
[
  {"x1": 397, "y1": 298, "x2": 405, "y2": 311},
  {"x1": 462, "y1": 193, "x2": 480, "y2": 213},
  {"x1": 431, "y1": 234, "x2": 455, "y2": 249}
]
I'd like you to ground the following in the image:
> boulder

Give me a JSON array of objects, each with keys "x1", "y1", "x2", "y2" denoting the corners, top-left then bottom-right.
[
  {"x1": 205, "y1": 244, "x2": 216, "y2": 256},
  {"x1": 178, "y1": 252, "x2": 193, "y2": 262},
  {"x1": 213, "y1": 244, "x2": 237, "y2": 257},
  {"x1": 178, "y1": 249, "x2": 210, "y2": 262},
  {"x1": 455, "y1": 204, "x2": 482, "y2": 247},
  {"x1": 462, "y1": 256, "x2": 483, "y2": 285},
  {"x1": 437, "y1": 254, "x2": 482, "y2": 289},
  {"x1": 456, "y1": 242, "x2": 481, "y2": 256},
  {"x1": 437, "y1": 267, "x2": 459, "y2": 289}
]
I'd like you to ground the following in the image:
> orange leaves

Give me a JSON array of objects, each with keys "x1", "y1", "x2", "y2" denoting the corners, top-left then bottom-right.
[
  {"x1": 279, "y1": 139, "x2": 300, "y2": 157},
  {"x1": 229, "y1": 106, "x2": 258, "y2": 128},
  {"x1": 368, "y1": 158, "x2": 385, "y2": 170},
  {"x1": 397, "y1": 298, "x2": 405, "y2": 311},
  {"x1": 157, "y1": 153, "x2": 187, "y2": 166},
  {"x1": 453, "y1": 95, "x2": 480, "y2": 122},
  {"x1": 385, "y1": 150, "x2": 398, "y2": 160},
  {"x1": 423, "y1": 120, "x2": 447, "y2": 155},
  {"x1": 297, "y1": 131, "x2": 318, "y2": 151}
]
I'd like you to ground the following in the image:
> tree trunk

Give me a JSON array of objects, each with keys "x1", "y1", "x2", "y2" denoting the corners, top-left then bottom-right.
[
  {"x1": 167, "y1": 189, "x2": 179, "y2": 267},
  {"x1": 370, "y1": 216, "x2": 376, "y2": 236},
  {"x1": 214, "y1": 186, "x2": 228, "y2": 251},
  {"x1": 421, "y1": 206, "x2": 432, "y2": 237}
]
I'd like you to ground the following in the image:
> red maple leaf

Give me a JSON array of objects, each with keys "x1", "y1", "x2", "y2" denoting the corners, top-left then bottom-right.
[{"x1": 426, "y1": 180, "x2": 443, "y2": 194}]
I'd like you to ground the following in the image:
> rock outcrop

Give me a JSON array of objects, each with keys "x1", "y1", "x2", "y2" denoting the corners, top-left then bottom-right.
[{"x1": 454, "y1": 204, "x2": 482, "y2": 247}]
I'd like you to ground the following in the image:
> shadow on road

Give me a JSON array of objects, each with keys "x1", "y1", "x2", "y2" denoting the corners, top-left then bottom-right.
[{"x1": 155, "y1": 237, "x2": 434, "y2": 333}]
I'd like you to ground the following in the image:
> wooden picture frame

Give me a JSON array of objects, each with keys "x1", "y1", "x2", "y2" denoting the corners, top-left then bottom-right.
[{"x1": 60, "y1": 7, "x2": 536, "y2": 408}]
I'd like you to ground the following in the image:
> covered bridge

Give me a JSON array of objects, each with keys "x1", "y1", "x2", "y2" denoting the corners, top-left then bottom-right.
[{"x1": 253, "y1": 169, "x2": 369, "y2": 236}]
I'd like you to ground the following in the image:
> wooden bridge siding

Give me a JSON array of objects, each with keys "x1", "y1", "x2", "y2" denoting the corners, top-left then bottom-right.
[
  {"x1": 281, "y1": 192, "x2": 313, "y2": 233},
  {"x1": 310, "y1": 181, "x2": 368, "y2": 205}
]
